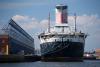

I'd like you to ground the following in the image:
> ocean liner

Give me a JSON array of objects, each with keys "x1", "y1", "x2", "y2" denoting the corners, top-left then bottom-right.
[{"x1": 38, "y1": 4, "x2": 87, "y2": 61}]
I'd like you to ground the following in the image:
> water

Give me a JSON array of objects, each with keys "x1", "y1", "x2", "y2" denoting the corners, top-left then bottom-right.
[{"x1": 0, "y1": 60, "x2": 100, "y2": 67}]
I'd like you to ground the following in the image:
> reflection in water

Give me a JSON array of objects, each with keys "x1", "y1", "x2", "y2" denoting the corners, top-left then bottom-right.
[{"x1": 0, "y1": 60, "x2": 100, "y2": 67}]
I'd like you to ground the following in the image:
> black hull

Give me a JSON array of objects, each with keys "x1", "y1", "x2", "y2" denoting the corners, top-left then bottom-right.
[
  {"x1": 40, "y1": 41, "x2": 84, "y2": 61},
  {"x1": 41, "y1": 57, "x2": 83, "y2": 62}
]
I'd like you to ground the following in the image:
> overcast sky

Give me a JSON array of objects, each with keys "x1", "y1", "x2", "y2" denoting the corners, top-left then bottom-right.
[{"x1": 0, "y1": 0, "x2": 100, "y2": 51}]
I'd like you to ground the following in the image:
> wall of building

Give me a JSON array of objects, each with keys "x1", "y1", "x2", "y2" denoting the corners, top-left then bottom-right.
[
  {"x1": 95, "y1": 49, "x2": 100, "y2": 59},
  {"x1": 0, "y1": 35, "x2": 9, "y2": 55},
  {"x1": 0, "y1": 19, "x2": 34, "y2": 55}
]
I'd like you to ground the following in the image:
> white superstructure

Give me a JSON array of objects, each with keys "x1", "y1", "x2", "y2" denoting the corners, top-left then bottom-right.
[{"x1": 39, "y1": 4, "x2": 86, "y2": 44}]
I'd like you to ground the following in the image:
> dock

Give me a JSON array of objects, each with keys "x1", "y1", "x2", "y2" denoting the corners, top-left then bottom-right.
[{"x1": 0, "y1": 55, "x2": 41, "y2": 63}]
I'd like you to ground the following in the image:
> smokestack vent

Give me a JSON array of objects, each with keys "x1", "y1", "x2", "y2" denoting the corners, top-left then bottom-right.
[{"x1": 55, "y1": 4, "x2": 68, "y2": 24}]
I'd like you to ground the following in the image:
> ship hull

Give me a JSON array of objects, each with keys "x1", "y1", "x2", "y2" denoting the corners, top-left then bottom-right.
[{"x1": 40, "y1": 41, "x2": 84, "y2": 61}]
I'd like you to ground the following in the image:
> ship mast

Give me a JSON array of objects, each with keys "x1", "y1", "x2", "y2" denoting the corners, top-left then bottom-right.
[
  {"x1": 74, "y1": 13, "x2": 77, "y2": 32},
  {"x1": 48, "y1": 12, "x2": 50, "y2": 33}
]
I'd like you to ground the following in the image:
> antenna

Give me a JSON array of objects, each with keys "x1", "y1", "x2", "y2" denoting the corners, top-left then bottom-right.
[
  {"x1": 48, "y1": 12, "x2": 50, "y2": 33},
  {"x1": 74, "y1": 13, "x2": 77, "y2": 32}
]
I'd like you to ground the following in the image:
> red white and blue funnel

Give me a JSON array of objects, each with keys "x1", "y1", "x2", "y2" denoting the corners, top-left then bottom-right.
[{"x1": 56, "y1": 4, "x2": 68, "y2": 24}]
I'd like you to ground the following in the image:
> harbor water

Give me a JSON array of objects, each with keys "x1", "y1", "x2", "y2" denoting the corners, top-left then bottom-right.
[{"x1": 0, "y1": 60, "x2": 100, "y2": 67}]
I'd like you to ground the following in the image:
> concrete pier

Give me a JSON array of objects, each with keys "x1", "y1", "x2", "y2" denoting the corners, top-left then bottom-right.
[{"x1": 0, "y1": 55, "x2": 41, "y2": 63}]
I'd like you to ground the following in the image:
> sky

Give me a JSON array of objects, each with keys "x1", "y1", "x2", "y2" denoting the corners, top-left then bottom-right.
[{"x1": 0, "y1": 0, "x2": 100, "y2": 51}]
